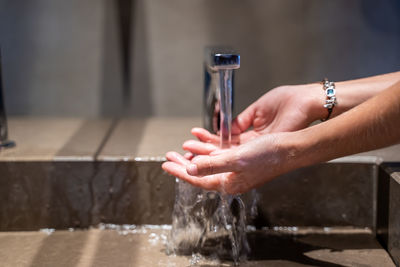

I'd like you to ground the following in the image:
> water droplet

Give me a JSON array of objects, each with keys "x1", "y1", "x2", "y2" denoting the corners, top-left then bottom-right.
[{"x1": 39, "y1": 228, "x2": 55, "y2": 235}]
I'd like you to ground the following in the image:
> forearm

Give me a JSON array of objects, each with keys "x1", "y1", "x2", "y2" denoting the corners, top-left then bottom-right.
[
  {"x1": 334, "y1": 71, "x2": 400, "y2": 115},
  {"x1": 293, "y1": 80, "x2": 400, "y2": 168}
]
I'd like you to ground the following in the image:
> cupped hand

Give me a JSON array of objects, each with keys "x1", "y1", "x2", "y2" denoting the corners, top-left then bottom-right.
[
  {"x1": 232, "y1": 84, "x2": 324, "y2": 136},
  {"x1": 162, "y1": 133, "x2": 299, "y2": 194},
  {"x1": 182, "y1": 84, "x2": 324, "y2": 156}
]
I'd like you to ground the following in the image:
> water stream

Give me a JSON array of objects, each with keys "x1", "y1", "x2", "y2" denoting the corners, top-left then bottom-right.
[
  {"x1": 168, "y1": 181, "x2": 249, "y2": 263},
  {"x1": 168, "y1": 69, "x2": 249, "y2": 264}
]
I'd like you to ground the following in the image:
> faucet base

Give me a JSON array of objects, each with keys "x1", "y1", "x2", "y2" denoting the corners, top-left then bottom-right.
[{"x1": 0, "y1": 140, "x2": 16, "y2": 149}]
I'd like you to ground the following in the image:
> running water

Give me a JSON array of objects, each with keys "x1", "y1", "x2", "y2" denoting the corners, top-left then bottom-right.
[
  {"x1": 168, "y1": 181, "x2": 249, "y2": 263},
  {"x1": 168, "y1": 69, "x2": 250, "y2": 264}
]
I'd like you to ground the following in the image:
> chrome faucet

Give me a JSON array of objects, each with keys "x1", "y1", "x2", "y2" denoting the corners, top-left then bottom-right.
[
  {"x1": 0, "y1": 48, "x2": 15, "y2": 149},
  {"x1": 204, "y1": 48, "x2": 240, "y2": 148}
]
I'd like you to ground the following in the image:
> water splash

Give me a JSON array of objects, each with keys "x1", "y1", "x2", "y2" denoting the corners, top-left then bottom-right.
[
  {"x1": 39, "y1": 228, "x2": 55, "y2": 235},
  {"x1": 168, "y1": 177, "x2": 250, "y2": 264}
]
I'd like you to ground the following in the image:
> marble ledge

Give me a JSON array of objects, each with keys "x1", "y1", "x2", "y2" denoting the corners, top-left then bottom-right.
[
  {"x1": 0, "y1": 117, "x2": 112, "y2": 162},
  {"x1": 385, "y1": 164, "x2": 400, "y2": 266},
  {"x1": 0, "y1": 116, "x2": 399, "y2": 163},
  {"x1": 96, "y1": 117, "x2": 201, "y2": 161},
  {"x1": 0, "y1": 117, "x2": 200, "y2": 162},
  {"x1": 96, "y1": 117, "x2": 400, "y2": 163}
]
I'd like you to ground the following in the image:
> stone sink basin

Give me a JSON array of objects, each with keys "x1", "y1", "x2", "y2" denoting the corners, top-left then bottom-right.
[{"x1": 0, "y1": 117, "x2": 399, "y2": 266}]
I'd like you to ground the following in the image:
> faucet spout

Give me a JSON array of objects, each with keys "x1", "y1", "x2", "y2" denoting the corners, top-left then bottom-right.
[{"x1": 204, "y1": 49, "x2": 240, "y2": 148}]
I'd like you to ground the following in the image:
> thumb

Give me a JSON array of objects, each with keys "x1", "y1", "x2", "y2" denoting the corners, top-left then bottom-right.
[
  {"x1": 231, "y1": 105, "x2": 255, "y2": 134},
  {"x1": 186, "y1": 153, "x2": 235, "y2": 176}
]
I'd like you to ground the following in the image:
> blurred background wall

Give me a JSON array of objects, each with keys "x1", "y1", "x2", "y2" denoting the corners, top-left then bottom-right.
[{"x1": 0, "y1": 0, "x2": 399, "y2": 117}]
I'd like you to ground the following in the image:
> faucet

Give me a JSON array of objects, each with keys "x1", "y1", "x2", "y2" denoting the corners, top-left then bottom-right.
[
  {"x1": 204, "y1": 48, "x2": 240, "y2": 148},
  {"x1": 0, "y1": 48, "x2": 15, "y2": 149}
]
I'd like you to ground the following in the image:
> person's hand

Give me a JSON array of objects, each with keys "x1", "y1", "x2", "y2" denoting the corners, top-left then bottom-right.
[
  {"x1": 181, "y1": 84, "x2": 324, "y2": 156},
  {"x1": 231, "y1": 83, "x2": 324, "y2": 137},
  {"x1": 162, "y1": 132, "x2": 301, "y2": 194}
]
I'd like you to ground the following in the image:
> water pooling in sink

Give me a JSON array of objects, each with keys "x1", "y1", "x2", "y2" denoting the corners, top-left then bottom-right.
[
  {"x1": 168, "y1": 68, "x2": 250, "y2": 264},
  {"x1": 3, "y1": 224, "x2": 389, "y2": 267}
]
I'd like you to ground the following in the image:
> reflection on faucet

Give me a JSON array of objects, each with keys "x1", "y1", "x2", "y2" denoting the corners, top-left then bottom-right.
[
  {"x1": 204, "y1": 48, "x2": 240, "y2": 148},
  {"x1": 0, "y1": 48, "x2": 15, "y2": 149}
]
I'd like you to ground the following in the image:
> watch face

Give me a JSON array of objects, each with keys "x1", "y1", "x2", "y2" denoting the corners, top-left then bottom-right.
[{"x1": 326, "y1": 88, "x2": 335, "y2": 97}]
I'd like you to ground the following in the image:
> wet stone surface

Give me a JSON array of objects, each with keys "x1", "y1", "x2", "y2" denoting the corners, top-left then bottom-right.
[
  {"x1": 388, "y1": 167, "x2": 400, "y2": 266},
  {"x1": 0, "y1": 161, "x2": 175, "y2": 230},
  {"x1": 0, "y1": 162, "x2": 377, "y2": 231},
  {"x1": 0, "y1": 227, "x2": 394, "y2": 267}
]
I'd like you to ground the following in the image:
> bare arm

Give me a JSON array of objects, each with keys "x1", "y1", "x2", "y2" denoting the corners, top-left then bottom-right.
[
  {"x1": 297, "y1": 80, "x2": 400, "y2": 167},
  {"x1": 329, "y1": 71, "x2": 400, "y2": 118}
]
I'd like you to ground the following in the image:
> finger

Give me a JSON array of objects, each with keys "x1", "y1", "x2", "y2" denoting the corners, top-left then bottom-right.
[
  {"x1": 165, "y1": 151, "x2": 190, "y2": 165},
  {"x1": 209, "y1": 148, "x2": 230, "y2": 156},
  {"x1": 231, "y1": 105, "x2": 255, "y2": 134},
  {"x1": 191, "y1": 128, "x2": 219, "y2": 143},
  {"x1": 162, "y1": 161, "x2": 221, "y2": 191},
  {"x1": 183, "y1": 140, "x2": 218, "y2": 155},
  {"x1": 184, "y1": 152, "x2": 194, "y2": 160},
  {"x1": 238, "y1": 131, "x2": 259, "y2": 143},
  {"x1": 192, "y1": 127, "x2": 243, "y2": 145},
  {"x1": 230, "y1": 134, "x2": 245, "y2": 145},
  {"x1": 187, "y1": 154, "x2": 236, "y2": 176}
]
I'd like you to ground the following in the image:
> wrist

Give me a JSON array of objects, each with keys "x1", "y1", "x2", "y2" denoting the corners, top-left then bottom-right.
[
  {"x1": 274, "y1": 130, "x2": 317, "y2": 173},
  {"x1": 296, "y1": 83, "x2": 328, "y2": 122},
  {"x1": 304, "y1": 81, "x2": 343, "y2": 121},
  {"x1": 279, "y1": 125, "x2": 337, "y2": 172}
]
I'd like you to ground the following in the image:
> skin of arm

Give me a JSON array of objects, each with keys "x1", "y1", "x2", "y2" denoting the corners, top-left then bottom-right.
[
  {"x1": 298, "y1": 79, "x2": 400, "y2": 166},
  {"x1": 162, "y1": 80, "x2": 400, "y2": 194},
  {"x1": 329, "y1": 71, "x2": 400, "y2": 117}
]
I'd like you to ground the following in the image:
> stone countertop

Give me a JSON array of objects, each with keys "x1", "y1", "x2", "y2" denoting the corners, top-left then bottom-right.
[
  {"x1": 0, "y1": 117, "x2": 112, "y2": 161},
  {"x1": 379, "y1": 163, "x2": 400, "y2": 266},
  {"x1": 385, "y1": 164, "x2": 400, "y2": 182},
  {"x1": 354, "y1": 144, "x2": 400, "y2": 162},
  {"x1": 331, "y1": 143, "x2": 400, "y2": 164},
  {"x1": 94, "y1": 117, "x2": 400, "y2": 162},
  {"x1": 97, "y1": 117, "x2": 201, "y2": 161},
  {"x1": 0, "y1": 116, "x2": 399, "y2": 162}
]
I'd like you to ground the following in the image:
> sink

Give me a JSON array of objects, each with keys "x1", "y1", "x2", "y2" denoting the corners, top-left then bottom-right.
[
  {"x1": 0, "y1": 117, "x2": 399, "y2": 266},
  {"x1": 0, "y1": 160, "x2": 398, "y2": 266}
]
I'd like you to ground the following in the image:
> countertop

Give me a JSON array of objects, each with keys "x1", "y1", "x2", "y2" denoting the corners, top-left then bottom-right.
[{"x1": 1, "y1": 117, "x2": 399, "y2": 163}]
